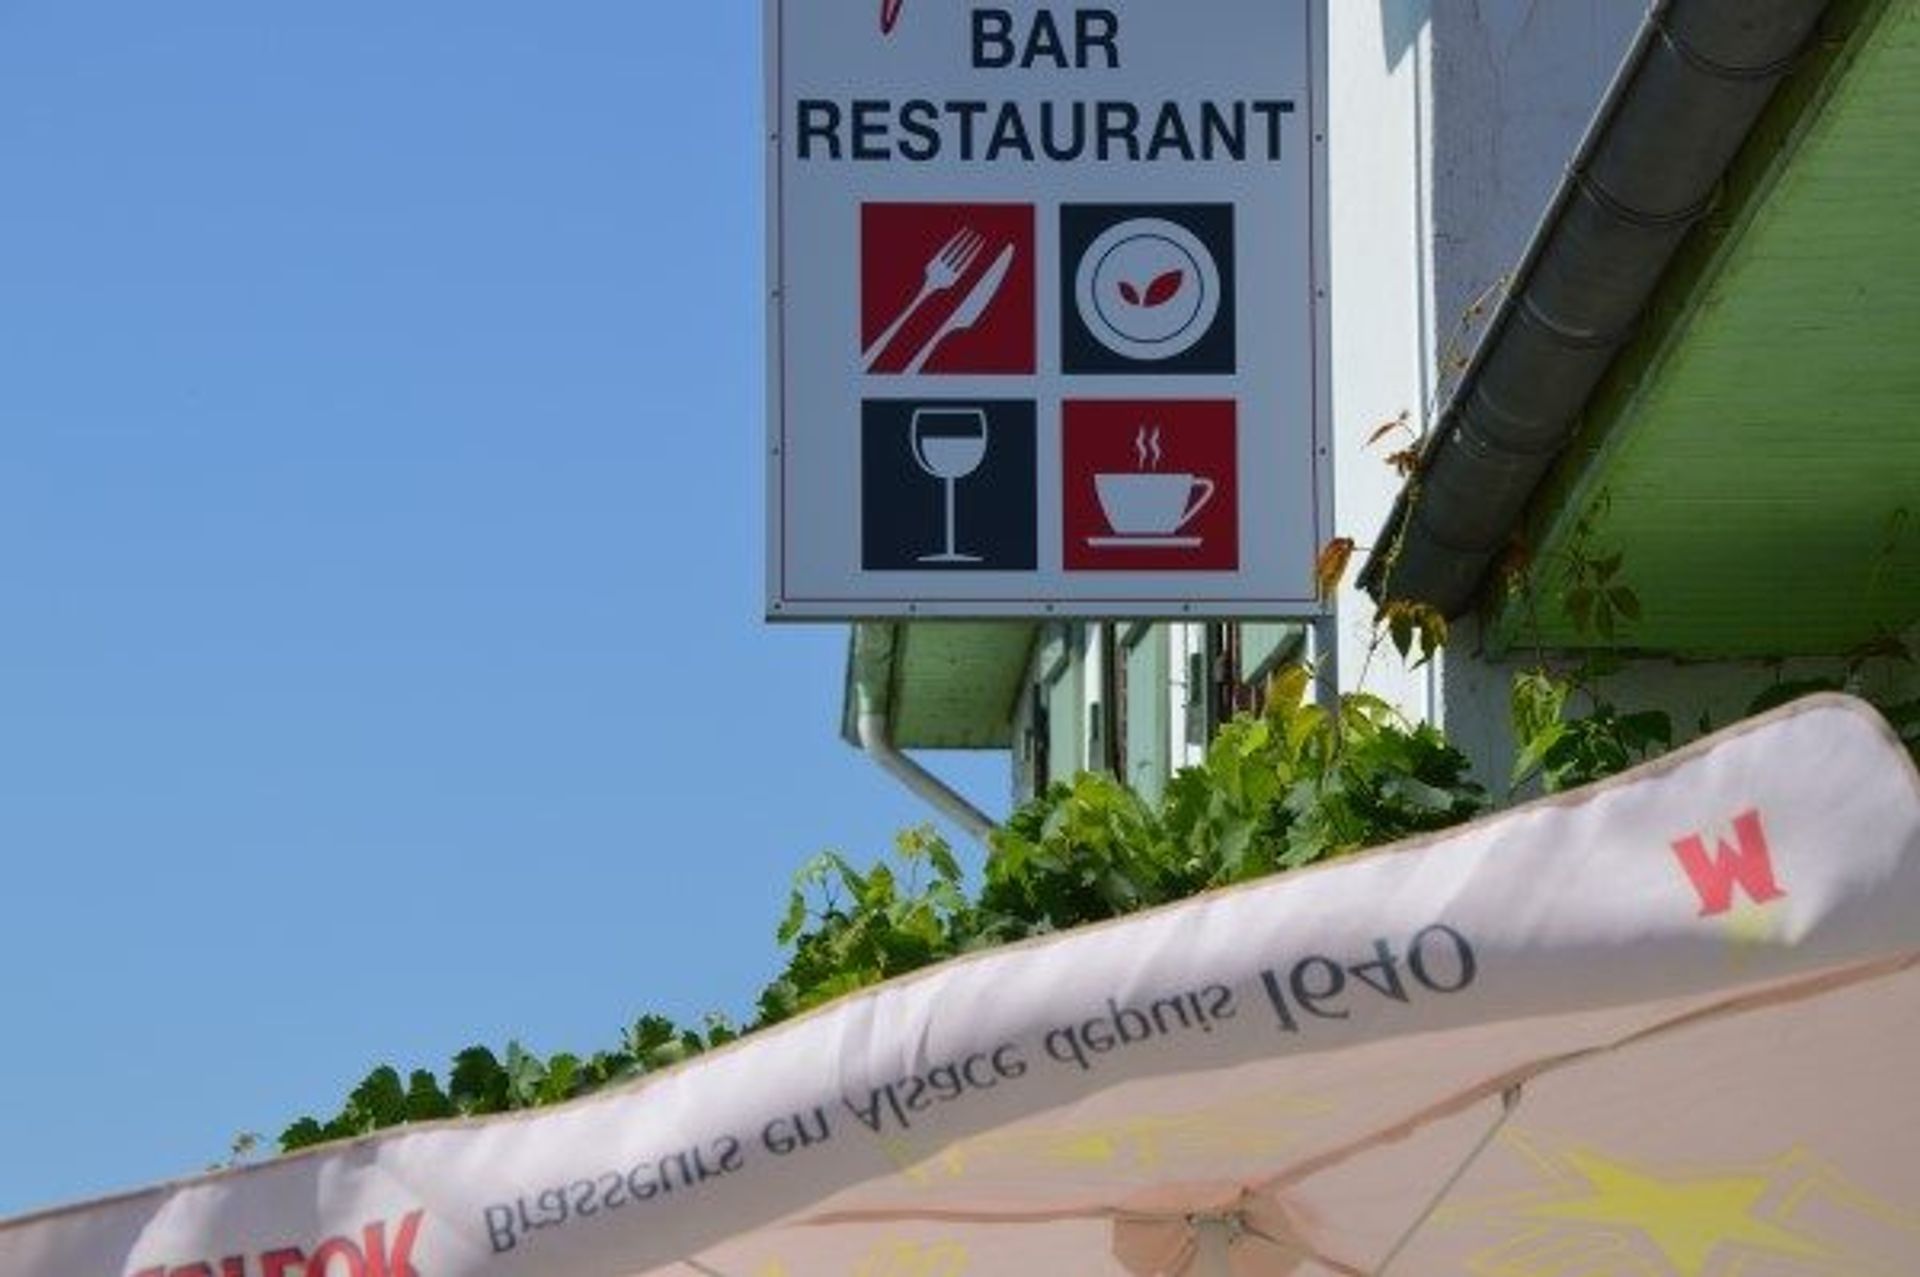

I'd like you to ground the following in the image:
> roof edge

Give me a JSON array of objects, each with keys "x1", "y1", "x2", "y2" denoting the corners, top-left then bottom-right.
[{"x1": 1363, "y1": 0, "x2": 1834, "y2": 615}]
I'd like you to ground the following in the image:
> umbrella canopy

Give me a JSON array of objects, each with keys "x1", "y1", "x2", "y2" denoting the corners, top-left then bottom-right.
[{"x1": 5, "y1": 695, "x2": 1917, "y2": 1276}]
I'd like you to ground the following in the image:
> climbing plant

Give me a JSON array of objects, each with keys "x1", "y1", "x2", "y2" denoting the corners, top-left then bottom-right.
[
  {"x1": 280, "y1": 464, "x2": 1915, "y2": 1154},
  {"x1": 278, "y1": 666, "x2": 1487, "y2": 1152}
]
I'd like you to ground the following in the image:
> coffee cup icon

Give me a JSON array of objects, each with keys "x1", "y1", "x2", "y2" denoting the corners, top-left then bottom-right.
[{"x1": 1093, "y1": 471, "x2": 1215, "y2": 541}]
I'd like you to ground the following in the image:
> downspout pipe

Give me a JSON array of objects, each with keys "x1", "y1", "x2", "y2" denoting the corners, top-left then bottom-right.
[
  {"x1": 851, "y1": 623, "x2": 998, "y2": 845},
  {"x1": 1362, "y1": 0, "x2": 1832, "y2": 615}
]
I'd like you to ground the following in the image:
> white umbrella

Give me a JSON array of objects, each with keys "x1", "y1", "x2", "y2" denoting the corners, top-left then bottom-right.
[{"x1": 5, "y1": 694, "x2": 1916, "y2": 1276}]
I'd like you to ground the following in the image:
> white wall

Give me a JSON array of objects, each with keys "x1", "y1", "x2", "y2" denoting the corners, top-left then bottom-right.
[
  {"x1": 1426, "y1": 1, "x2": 1647, "y2": 350},
  {"x1": 1325, "y1": 0, "x2": 1439, "y2": 717}
]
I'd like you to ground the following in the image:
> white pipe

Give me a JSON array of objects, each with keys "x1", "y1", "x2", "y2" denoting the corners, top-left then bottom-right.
[{"x1": 857, "y1": 710, "x2": 997, "y2": 845}]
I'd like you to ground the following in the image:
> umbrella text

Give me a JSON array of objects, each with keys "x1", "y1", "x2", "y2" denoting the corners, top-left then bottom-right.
[{"x1": 1043, "y1": 985, "x2": 1236, "y2": 1073}]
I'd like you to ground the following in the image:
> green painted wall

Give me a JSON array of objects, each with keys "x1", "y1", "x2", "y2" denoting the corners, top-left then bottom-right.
[{"x1": 1503, "y1": 0, "x2": 1920, "y2": 656}]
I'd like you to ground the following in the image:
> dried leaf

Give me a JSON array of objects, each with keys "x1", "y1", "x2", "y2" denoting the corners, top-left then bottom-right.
[
  {"x1": 1496, "y1": 538, "x2": 1534, "y2": 587},
  {"x1": 1388, "y1": 608, "x2": 1415, "y2": 660},
  {"x1": 1365, "y1": 411, "x2": 1411, "y2": 448},
  {"x1": 1400, "y1": 604, "x2": 1448, "y2": 668},
  {"x1": 1314, "y1": 537, "x2": 1356, "y2": 601},
  {"x1": 1566, "y1": 586, "x2": 1596, "y2": 634},
  {"x1": 1118, "y1": 281, "x2": 1142, "y2": 306}
]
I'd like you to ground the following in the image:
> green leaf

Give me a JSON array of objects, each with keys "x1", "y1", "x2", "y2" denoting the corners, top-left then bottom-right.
[
  {"x1": 926, "y1": 837, "x2": 963, "y2": 886},
  {"x1": 755, "y1": 978, "x2": 800, "y2": 1026},
  {"x1": 346, "y1": 1066, "x2": 408, "y2": 1130},
  {"x1": 1265, "y1": 664, "x2": 1312, "y2": 717},
  {"x1": 1618, "y1": 710, "x2": 1673, "y2": 752},
  {"x1": 1277, "y1": 822, "x2": 1338, "y2": 869},
  {"x1": 504, "y1": 1042, "x2": 547, "y2": 1108},
  {"x1": 627, "y1": 1015, "x2": 680, "y2": 1055},
  {"x1": 449, "y1": 1046, "x2": 509, "y2": 1114},
  {"x1": 1510, "y1": 670, "x2": 1569, "y2": 744},
  {"x1": 1381, "y1": 773, "x2": 1457, "y2": 812},
  {"x1": 641, "y1": 1036, "x2": 693, "y2": 1071},
  {"x1": 404, "y1": 1070, "x2": 455, "y2": 1122},
  {"x1": 777, "y1": 887, "x2": 808, "y2": 945},
  {"x1": 822, "y1": 851, "x2": 867, "y2": 898},
  {"x1": 1511, "y1": 722, "x2": 1568, "y2": 788},
  {"x1": 538, "y1": 1054, "x2": 581, "y2": 1106},
  {"x1": 1388, "y1": 608, "x2": 1414, "y2": 659},
  {"x1": 859, "y1": 861, "x2": 897, "y2": 910},
  {"x1": 279, "y1": 1117, "x2": 328, "y2": 1152}
]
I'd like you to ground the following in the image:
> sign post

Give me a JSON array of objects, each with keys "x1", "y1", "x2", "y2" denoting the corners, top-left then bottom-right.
[{"x1": 767, "y1": 0, "x2": 1329, "y2": 619}]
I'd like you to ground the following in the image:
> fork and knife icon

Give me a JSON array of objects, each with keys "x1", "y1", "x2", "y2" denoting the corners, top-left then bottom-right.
[{"x1": 862, "y1": 226, "x2": 1017, "y2": 374}]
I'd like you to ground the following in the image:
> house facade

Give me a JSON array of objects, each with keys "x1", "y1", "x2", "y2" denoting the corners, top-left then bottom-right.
[{"x1": 841, "y1": 0, "x2": 1920, "y2": 823}]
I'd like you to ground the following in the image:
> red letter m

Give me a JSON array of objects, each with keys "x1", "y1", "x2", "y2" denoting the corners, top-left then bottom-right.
[{"x1": 1670, "y1": 809, "x2": 1787, "y2": 917}]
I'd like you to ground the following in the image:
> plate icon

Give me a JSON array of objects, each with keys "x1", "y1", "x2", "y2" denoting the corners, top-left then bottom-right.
[
  {"x1": 1074, "y1": 218, "x2": 1221, "y2": 361},
  {"x1": 1061, "y1": 205, "x2": 1235, "y2": 374}
]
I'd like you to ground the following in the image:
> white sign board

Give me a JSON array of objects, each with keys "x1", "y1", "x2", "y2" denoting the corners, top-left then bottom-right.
[{"x1": 766, "y1": 0, "x2": 1329, "y2": 619}]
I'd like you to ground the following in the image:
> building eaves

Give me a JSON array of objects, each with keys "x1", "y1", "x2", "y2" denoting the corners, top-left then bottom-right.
[{"x1": 1362, "y1": 0, "x2": 1832, "y2": 615}]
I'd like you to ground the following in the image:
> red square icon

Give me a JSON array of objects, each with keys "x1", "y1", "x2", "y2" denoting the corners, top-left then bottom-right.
[
  {"x1": 1063, "y1": 400, "x2": 1238, "y2": 571},
  {"x1": 861, "y1": 203, "x2": 1035, "y2": 375}
]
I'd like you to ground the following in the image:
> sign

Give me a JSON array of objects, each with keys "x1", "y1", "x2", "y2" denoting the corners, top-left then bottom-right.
[{"x1": 766, "y1": 0, "x2": 1329, "y2": 618}]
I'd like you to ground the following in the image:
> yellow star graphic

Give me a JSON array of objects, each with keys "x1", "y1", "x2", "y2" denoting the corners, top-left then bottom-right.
[
  {"x1": 1516, "y1": 1149, "x2": 1833, "y2": 1276},
  {"x1": 884, "y1": 1091, "x2": 1331, "y2": 1186},
  {"x1": 1718, "y1": 897, "x2": 1785, "y2": 978}
]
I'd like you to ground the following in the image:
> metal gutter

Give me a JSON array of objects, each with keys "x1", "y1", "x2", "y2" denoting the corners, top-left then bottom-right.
[
  {"x1": 846, "y1": 622, "x2": 998, "y2": 845},
  {"x1": 1363, "y1": 0, "x2": 1832, "y2": 615}
]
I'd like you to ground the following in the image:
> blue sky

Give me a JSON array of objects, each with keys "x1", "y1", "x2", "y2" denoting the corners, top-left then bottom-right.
[{"x1": 0, "y1": 3, "x2": 1005, "y2": 1217}]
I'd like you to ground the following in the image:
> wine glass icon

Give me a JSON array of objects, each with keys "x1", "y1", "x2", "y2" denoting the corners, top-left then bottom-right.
[{"x1": 910, "y1": 407, "x2": 988, "y2": 563}]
